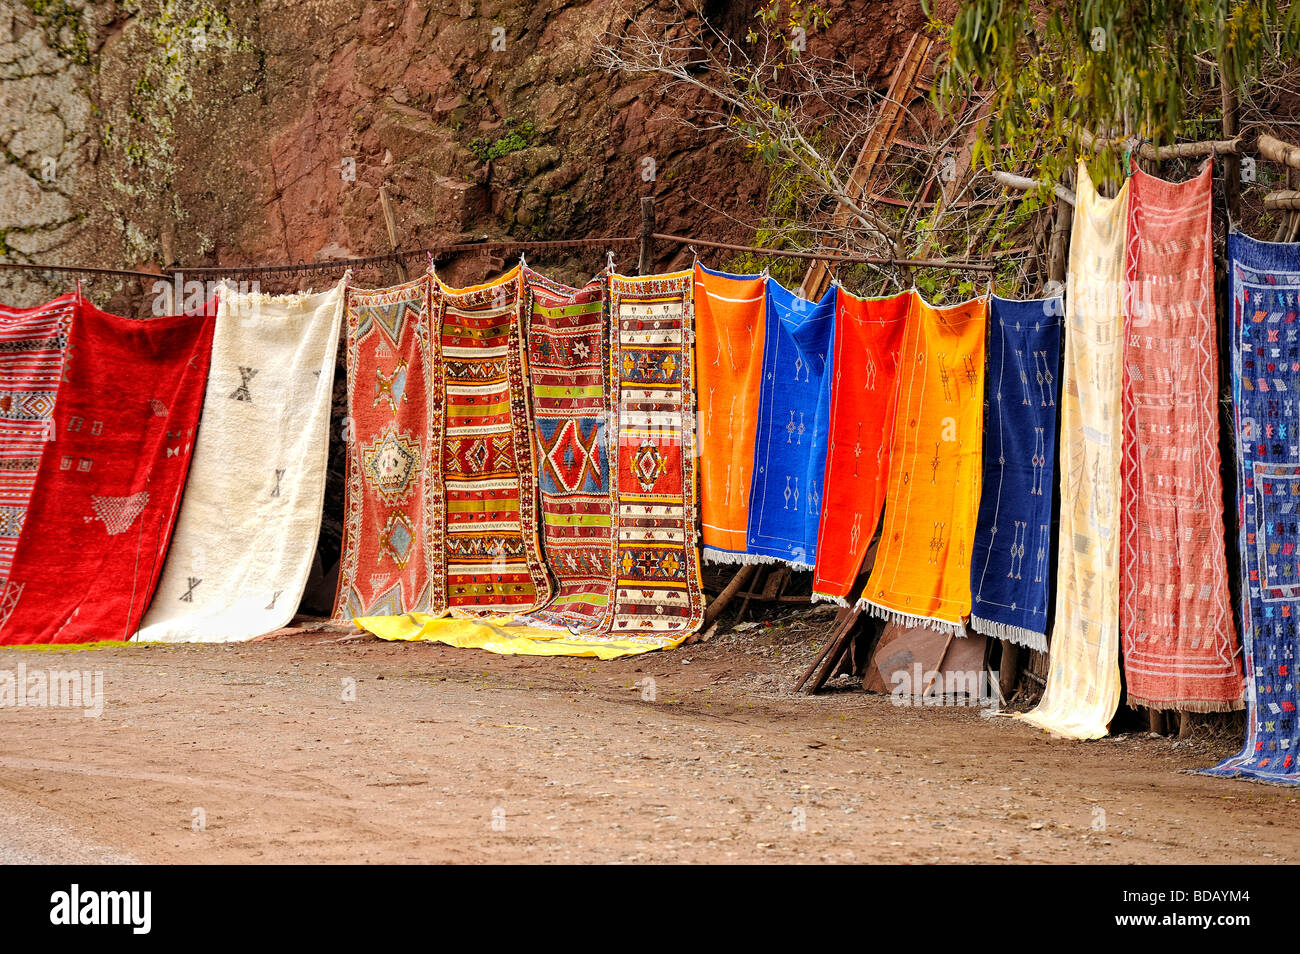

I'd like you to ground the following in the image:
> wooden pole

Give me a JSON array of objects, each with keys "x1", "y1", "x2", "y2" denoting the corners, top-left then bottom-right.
[
  {"x1": 638, "y1": 196, "x2": 656, "y2": 274},
  {"x1": 999, "y1": 640, "x2": 1020, "y2": 700},
  {"x1": 701, "y1": 563, "x2": 757, "y2": 629},
  {"x1": 1044, "y1": 168, "x2": 1075, "y2": 290},
  {"x1": 1221, "y1": 83, "x2": 1242, "y2": 226},
  {"x1": 379, "y1": 186, "x2": 408, "y2": 282}
]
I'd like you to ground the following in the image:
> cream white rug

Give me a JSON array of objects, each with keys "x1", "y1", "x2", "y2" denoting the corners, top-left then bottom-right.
[{"x1": 134, "y1": 281, "x2": 344, "y2": 642}]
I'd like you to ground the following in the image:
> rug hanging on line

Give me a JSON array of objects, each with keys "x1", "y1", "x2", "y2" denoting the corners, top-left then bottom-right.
[
  {"x1": 811, "y1": 288, "x2": 911, "y2": 605},
  {"x1": 333, "y1": 274, "x2": 439, "y2": 620},
  {"x1": 1202, "y1": 231, "x2": 1300, "y2": 785},
  {"x1": 607, "y1": 271, "x2": 704, "y2": 640},
  {"x1": 0, "y1": 295, "x2": 215, "y2": 644},
  {"x1": 861, "y1": 293, "x2": 987, "y2": 635},
  {"x1": 518, "y1": 267, "x2": 617, "y2": 633},
  {"x1": 136, "y1": 281, "x2": 345, "y2": 642},
  {"x1": 693, "y1": 263, "x2": 766, "y2": 563},
  {"x1": 969, "y1": 295, "x2": 1063, "y2": 651},
  {"x1": 1016, "y1": 163, "x2": 1128, "y2": 739},
  {"x1": 0, "y1": 294, "x2": 73, "y2": 595},
  {"x1": 746, "y1": 279, "x2": 836, "y2": 568},
  {"x1": 437, "y1": 266, "x2": 551, "y2": 613},
  {"x1": 1120, "y1": 164, "x2": 1243, "y2": 711}
]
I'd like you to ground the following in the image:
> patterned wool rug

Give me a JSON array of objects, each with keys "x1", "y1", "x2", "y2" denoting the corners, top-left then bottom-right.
[
  {"x1": 136, "y1": 281, "x2": 345, "y2": 642},
  {"x1": 1121, "y1": 165, "x2": 1243, "y2": 711},
  {"x1": 520, "y1": 267, "x2": 616, "y2": 633},
  {"x1": 334, "y1": 274, "x2": 438, "y2": 620},
  {"x1": 1203, "y1": 231, "x2": 1300, "y2": 784},
  {"x1": 811, "y1": 289, "x2": 911, "y2": 605},
  {"x1": 1017, "y1": 163, "x2": 1128, "y2": 739},
  {"x1": 0, "y1": 294, "x2": 73, "y2": 594},
  {"x1": 862, "y1": 293, "x2": 987, "y2": 635},
  {"x1": 746, "y1": 279, "x2": 837, "y2": 568},
  {"x1": 607, "y1": 271, "x2": 704, "y2": 639},
  {"x1": 969, "y1": 295, "x2": 1063, "y2": 651},
  {"x1": 693, "y1": 264, "x2": 766, "y2": 563},
  {"x1": 0, "y1": 295, "x2": 215, "y2": 644},
  {"x1": 437, "y1": 266, "x2": 551, "y2": 613}
]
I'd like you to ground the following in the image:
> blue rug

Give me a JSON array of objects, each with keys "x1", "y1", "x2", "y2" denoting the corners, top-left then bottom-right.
[
  {"x1": 969, "y1": 295, "x2": 1063, "y2": 650},
  {"x1": 1203, "y1": 231, "x2": 1300, "y2": 785},
  {"x1": 745, "y1": 280, "x2": 836, "y2": 568}
]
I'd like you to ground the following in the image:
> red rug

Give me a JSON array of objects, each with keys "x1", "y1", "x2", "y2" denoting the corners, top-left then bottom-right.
[
  {"x1": 0, "y1": 295, "x2": 214, "y2": 643},
  {"x1": 811, "y1": 289, "x2": 911, "y2": 605},
  {"x1": 333, "y1": 274, "x2": 439, "y2": 619},
  {"x1": 0, "y1": 294, "x2": 73, "y2": 591},
  {"x1": 1120, "y1": 164, "x2": 1243, "y2": 710}
]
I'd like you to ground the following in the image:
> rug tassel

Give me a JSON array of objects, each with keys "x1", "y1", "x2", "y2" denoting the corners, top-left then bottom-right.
[
  {"x1": 858, "y1": 599, "x2": 966, "y2": 637},
  {"x1": 702, "y1": 548, "x2": 787, "y2": 567},
  {"x1": 969, "y1": 615, "x2": 1047, "y2": 652},
  {"x1": 810, "y1": 592, "x2": 850, "y2": 608},
  {"x1": 1127, "y1": 696, "x2": 1246, "y2": 714}
]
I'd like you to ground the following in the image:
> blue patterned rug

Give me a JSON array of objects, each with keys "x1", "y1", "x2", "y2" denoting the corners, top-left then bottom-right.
[
  {"x1": 969, "y1": 295, "x2": 1062, "y2": 650},
  {"x1": 1203, "y1": 231, "x2": 1300, "y2": 785},
  {"x1": 745, "y1": 279, "x2": 836, "y2": 568}
]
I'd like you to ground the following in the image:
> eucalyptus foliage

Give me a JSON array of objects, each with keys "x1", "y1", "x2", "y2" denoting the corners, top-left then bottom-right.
[{"x1": 930, "y1": 0, "x2": 1300, "y2": 185}]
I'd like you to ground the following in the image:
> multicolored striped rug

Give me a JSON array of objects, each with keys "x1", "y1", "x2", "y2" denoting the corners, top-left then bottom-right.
[
  {"x1": 746, "y1": 279, "x2": 836, "y2": 567},
  {"x1": 1203, "y1": 231, "x2": 1300, "y2": 784},
  {"x1": 969, "y1": 295, "x2": 1063, "y2": 651},
  {"x1": 437, "y1": 267, "x2": 551, "y2": 613},
  {"x1": 0, "y1": 294, "x2": 72, "y2": 598},
  {"x1": 0, "y1": 295, "x2": 215, "y2": 644},
  {"x1": 862, "y1": 293, "x2": 987, "y2": 635},
  {"x1": 334, "y1": 274, "x2": 439, "y2": 619},
  {"x1": 811, "y1": 288, "x2": 910, "y2": 605},
  {"x1": 521, "y1": 267, "x2": 615, "y2": 632},
  {"x1": 693, "y1": 264, "x2": 766, "y2": 563},
  {"x1": 1017, "y1": 163, "x2": 1128, "y2": 739},
  {"x1": 607, "y1": 271, "x2": 704, "y2": 639},
  {"x1": 1121, "y1": 165, "x2": 1243, "y2": 711}
]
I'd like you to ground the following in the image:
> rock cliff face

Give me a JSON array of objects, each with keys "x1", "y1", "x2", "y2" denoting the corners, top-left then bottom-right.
[
  {"x1": 2, "y1": 0, "x2": 939, "y2": 601},
  {"x1": 2, "y1": 0, "x2": 939, "y2": 308}
]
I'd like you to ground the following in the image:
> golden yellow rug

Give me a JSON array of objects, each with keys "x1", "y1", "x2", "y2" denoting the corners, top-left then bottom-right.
[
  {"x1": 861, "y1": 292, "x2": 988, "y2": 635},
  {"x1": 356, "y1": 612, "x2": 684, "y2": 659}
]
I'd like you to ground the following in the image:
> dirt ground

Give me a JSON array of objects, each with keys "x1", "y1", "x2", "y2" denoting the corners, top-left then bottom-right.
[{"x1": 0, "y1": 615, "x2": 1295, "y2": 864}]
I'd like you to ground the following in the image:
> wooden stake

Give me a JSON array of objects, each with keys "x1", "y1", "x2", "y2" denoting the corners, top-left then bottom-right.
[
  {"x1": 638, "y1": 196, "x2": 656, "y2": 274},
  {"x1": 1221, "y1": 83, "x2": 1242, "y2": 226},
  {"x1": 379, "y1": 186, "x2": 408, "y2": 282},
  {"x1": 701, "y1": 563, "x2": 757, "y2": 630},
  {"x1": 999, "y1": 640, "x2": 1020, "y2": 700}
]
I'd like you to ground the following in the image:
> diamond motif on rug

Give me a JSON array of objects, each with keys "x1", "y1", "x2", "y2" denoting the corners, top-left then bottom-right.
[
  {"x1": 542, "y1": 419, "x2": 601, "y2": 492},
  {"x1": 379, "y1": 511, "x2": 416, "y2": 569},
  {"x1": 361, "y1": 427, "x2": 421, "y2": 505},
  {"x1": 632, "y1": 440, "x2": 667, "y2": 492}
]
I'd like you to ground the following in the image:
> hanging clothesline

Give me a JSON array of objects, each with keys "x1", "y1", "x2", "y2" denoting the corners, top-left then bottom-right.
[
  {"x1": 652, "y1": 233, "x2": 997, "y2": 272},
  {"x1": 0, "y1": 230, "x2": 997, "y2": 281}
]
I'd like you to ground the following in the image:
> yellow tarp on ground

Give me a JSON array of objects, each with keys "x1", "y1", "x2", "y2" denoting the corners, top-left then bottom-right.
[{"x1": 355, "y1": 612, "x2": 686, "y2": 660}]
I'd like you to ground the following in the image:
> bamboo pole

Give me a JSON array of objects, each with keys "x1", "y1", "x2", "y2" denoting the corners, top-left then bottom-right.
[
  {"x1": 1264, "y1": 190, "x2": 1300, "y2": 211},
  {"x1": 992, "y1": 169, "x2": 1076, "y2": 206},
  {"x1": 1258, "y1": 133, "x2": 1300, "y2": 171}
]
